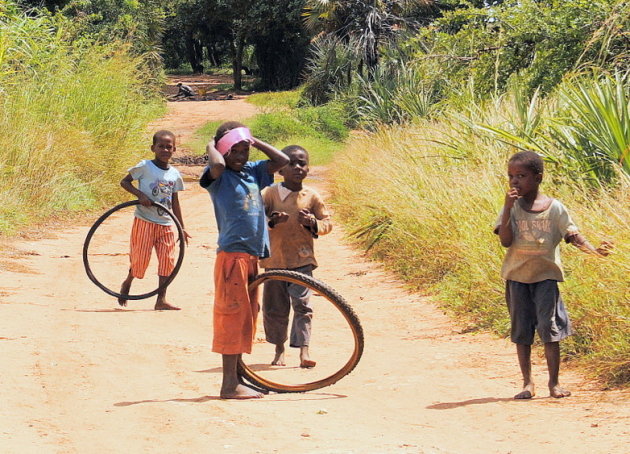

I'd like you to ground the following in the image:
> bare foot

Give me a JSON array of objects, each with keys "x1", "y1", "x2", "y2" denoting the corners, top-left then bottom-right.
[
  {"x1": 299, "y1": 346, "x2": 314, "y2": 368},
  {"x1": 271, "y1": 344, "x2": 285, "y2": 366},
  {"x1": 220, "y1": 383, "x2": 264, "y2": 400},
  {"x1": 514, "y1": 383, "x2": 535, "y2": 399},
  {"x1": 118, "y1": 282, "x2": 131, "y2": 307},
  {"x1": 154, "y1": 302, "x2": 181, "y2": 311},
  {"x1": 550, "y1": 385, "x2": 571, "y2": 398}
]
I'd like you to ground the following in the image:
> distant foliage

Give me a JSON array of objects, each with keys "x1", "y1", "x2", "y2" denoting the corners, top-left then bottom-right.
[
  {"x1": 405, "y1": 0, "x2": 629, "y2": 96},
  {"x1": 57, "y1": 0, "x2": 168, "y2": 80}
]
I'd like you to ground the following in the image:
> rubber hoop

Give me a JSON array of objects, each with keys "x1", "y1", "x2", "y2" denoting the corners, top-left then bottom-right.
[
  {"x1": 82, "y1": 200, "x2": 185, "y2": 300},
  {"x1": 238, "y1": 270, "x2": 364, "y2": 393}
]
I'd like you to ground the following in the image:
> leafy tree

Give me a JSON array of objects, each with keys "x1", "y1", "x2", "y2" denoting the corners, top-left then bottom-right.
[
  {"x1": 45, "y1": 0, "x2": 169, "y2": 75},
  {"x1": 161, "y1": 0, "x2": 311, "y2": 90},
  {"x1": 303, "y1": 0, "x2": 434, "y2": 74},
  {"x1": 406, "y1": 0, "x2": 630, "y2": 96},
  {"x1": 247, "y1": 0, "x2": 311, "y2": 90}
]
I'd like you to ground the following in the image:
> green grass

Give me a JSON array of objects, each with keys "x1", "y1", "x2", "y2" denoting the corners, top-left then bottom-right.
[
  {"x1": 247, "y1": 90, "x2": 302, "y2": 110},
  {"x1": 329, "y1": 95, "x2": 629, "y2": 387},
  {"x1": 184, "y1": 91, "x2": 349, "y2": 166}
]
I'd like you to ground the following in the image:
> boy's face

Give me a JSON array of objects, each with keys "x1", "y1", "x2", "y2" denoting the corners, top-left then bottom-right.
[
  {"x1": 279, "y1": 150, "x2": 309, "y2": 184},
  {"x1": 508, "y1": 162, "x2": 542, "y2": 197},
  {"x1": 152, "y1": 135, "x2": 176, "y2": 164},
  {"x1": 224, "y1": 141, "x2": 250, "y2": 172}
]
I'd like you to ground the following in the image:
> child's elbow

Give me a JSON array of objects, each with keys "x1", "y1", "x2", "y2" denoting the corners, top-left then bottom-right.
[
  {"x1": 278, "y1": 154, "x2": 290, "y2": 167},
  {"x1": 500, "y1": 238, "x2": 512, "y2": 248}
]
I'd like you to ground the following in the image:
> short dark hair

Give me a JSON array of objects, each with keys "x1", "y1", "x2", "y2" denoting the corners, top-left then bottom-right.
[
  {"x1": 153, "y1": 130, "x2": 175, "y2": 145},
  {"x1": 509, "y1": 151, "x2": 544, "y2": 174},
  {"x1": 282, "y1": 145, "x2": 309, "y2": 161},
  {"x1": 214, "y1": 121, "x2": 246, "y2": 144}
]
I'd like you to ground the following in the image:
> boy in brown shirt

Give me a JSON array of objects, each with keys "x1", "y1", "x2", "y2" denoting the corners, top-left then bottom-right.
[{"x1": 260, "y1": 145, "x2": 332, "y2": 368}]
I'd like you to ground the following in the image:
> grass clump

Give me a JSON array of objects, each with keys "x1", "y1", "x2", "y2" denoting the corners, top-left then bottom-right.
[
  {"x1": 330, "y1": 99, "x2": 629, "y2": 386},
  {"x1": 247, "y1": 90, "x2": 302, "y2": 110}
]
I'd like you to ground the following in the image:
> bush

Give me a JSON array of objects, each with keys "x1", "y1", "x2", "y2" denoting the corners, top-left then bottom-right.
[
  {"x1": 403, "y1": 0, "x2": 629, "y2": 97},
  {"x1": 300, "y1": 35, "x2": 360, "y2": 106}
]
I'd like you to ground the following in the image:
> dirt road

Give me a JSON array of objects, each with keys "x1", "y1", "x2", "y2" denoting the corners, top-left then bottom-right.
[{"x1": 1, "y1": 94, "x2": 628, "y2": 454}]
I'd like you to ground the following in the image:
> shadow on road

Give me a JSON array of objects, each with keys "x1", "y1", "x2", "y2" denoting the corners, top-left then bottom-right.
[{"x1": 427, "y1": 397, "x2": 516, "y2": 409}]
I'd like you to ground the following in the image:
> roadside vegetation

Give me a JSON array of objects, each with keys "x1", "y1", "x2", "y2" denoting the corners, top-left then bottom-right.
[
  {"x1": 329, "y1": 84, "x2": 629, "y2": 386},
  {"x1": 0, "y1": 2, "x2": 163, "y2": 234},
  {"x1": 300, "y1": 0, "x2": 629, "y2": 385}
]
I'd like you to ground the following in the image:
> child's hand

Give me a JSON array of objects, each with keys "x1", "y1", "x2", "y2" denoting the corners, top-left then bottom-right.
[
  {"x1": 504, "y1": 187, "x2": 519, "y2": 209},
  {"x1": 298, "y1": 209, "x2": 316, "y2": 228},
  {"x1": 596, "y1": 240, "x2": 614, "y2": 256},
  {"x1": 183, "y1": 229, "x2": 192, "y2": 246},
  {"x1": 138, "y1": 193, "x2": 152, "y2": 207},
  {"x1": 269, "y1": 211, "x2": 289, "y2": 226}
]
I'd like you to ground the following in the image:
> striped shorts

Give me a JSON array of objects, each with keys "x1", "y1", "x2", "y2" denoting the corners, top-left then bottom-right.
[{"x1": 129, "y1": 217, "x2": 176, "y2": 279}]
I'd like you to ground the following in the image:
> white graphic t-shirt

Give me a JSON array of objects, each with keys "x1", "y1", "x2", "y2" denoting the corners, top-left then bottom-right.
[
  {"x1": 128, "y1": 160, "x2": 184, "y2": 225},
  {"x1": 495, "y1": 199, "x2": 578, "y2": 283}
]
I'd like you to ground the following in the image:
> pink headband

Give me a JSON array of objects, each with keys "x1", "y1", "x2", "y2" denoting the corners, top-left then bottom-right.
[{"x1": 216, "y1": 127, "x2": 254, "y2": 156}]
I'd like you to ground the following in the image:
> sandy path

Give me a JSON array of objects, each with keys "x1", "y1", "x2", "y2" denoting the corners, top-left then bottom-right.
[{"x1": 0, "y1": 96, "x2": 628, "y2": 454}]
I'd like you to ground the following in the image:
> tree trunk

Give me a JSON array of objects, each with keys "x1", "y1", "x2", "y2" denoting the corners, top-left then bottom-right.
[
  {"x1": 185, "y1": 32, "x2": 204, "y2": 74},
  {"x1": 231, "y1": 33, "x2": 244, "y2": 91}
]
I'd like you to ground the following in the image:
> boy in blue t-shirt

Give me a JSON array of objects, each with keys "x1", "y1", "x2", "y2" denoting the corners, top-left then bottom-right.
[
  {"x1": 119, "y1": 130, "x2": 190, "y2": 310},
  {"x1": 200, "y1": 121, "x2": 288, "y2": 399}
]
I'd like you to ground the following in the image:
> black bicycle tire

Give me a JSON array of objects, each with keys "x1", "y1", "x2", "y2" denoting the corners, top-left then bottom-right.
[
  {"x1": 82, "y1": 200, "x2": 185, "y2": 300},
  {"x1": 238, "y1": 270, "x2": 364, "y2": 393}
]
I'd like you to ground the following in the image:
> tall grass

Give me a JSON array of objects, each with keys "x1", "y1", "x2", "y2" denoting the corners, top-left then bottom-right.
[
  {"x1": 330, "y1": 93, "x2": 629, "y2": 386},
  {"x1": 0, "y1": 4, "x2": 162, "y2": 234},
  {"x1": 466, "y1": 73, "x2": 629, "y2": 187}
]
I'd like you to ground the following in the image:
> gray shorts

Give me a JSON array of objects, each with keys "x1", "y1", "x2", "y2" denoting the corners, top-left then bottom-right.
[{"x1": 505, "y1": 280, "x2": 573, "y2": 345}]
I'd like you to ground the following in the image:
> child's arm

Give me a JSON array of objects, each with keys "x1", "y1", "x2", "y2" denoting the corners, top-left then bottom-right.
[
  {"x1": 205, "y1": 140, "x2": 226, "y2": 181},
  {"x1": 497, "y1": 188, "x2": 518, "y2": 247},
  {"x1": 301, "y1": 195, "x2": 332, "y2": 237},
  {"x1": 298, "y1": 209, "x2": 320, "y2": 237},
  {"x1": 565, "y1": 233, "x2": 612, "y2": 256},
  {"x1": 268, "y1": 211, "x2": 289, "y2": 228},
  {"x1": 121, "y1": 174, "x2": 151, "y2": 207},
  {"x1": 262, "y1": 188, "x2": 289, "y2": 228},
  {"x1": 171, "y1": 192, "x2": 191, "y2": 245},
  {"x1": 252, "y1": 138, "x2": 289, "y2": 174}
]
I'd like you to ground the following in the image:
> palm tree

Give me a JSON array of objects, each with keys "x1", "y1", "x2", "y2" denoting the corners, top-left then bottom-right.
[{"x1": 303, "y1": 0, "x2": 433, "y2": 74}]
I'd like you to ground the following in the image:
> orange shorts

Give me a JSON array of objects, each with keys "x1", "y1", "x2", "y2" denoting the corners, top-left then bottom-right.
[
  {"x1": 129, "y1": 217, "x2": 176, "y2": 279},
  {"x1": 212, "y1": 251, "x2": 260, "y2": 355}
]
